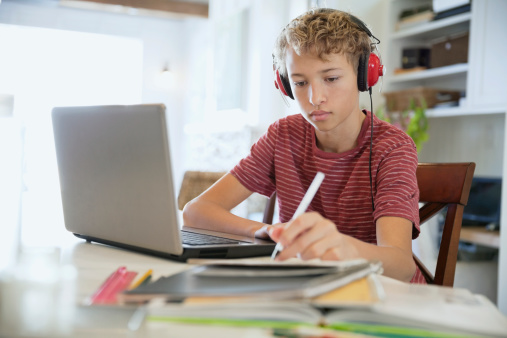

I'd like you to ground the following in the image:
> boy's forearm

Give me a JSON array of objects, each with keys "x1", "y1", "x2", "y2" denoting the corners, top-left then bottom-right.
[
  {"x1": 182, "y1": 200, "x2": 265, "y2": 238},
  {"x1": 350, "y1": 237, "x2": 416, "y2": 283}
]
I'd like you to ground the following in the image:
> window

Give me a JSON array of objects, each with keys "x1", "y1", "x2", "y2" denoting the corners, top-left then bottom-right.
[
  {"x1": 0, "y1": 24, "x2": 143, "y2": 246},
  {"x1": 214, "y1": 9, "x2": 248, "y2": 112}
]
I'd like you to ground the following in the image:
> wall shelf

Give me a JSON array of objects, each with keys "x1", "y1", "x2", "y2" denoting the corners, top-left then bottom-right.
[
  {"x1": 391, "y1": 12, "x2": 471, "y2": 40},
  {"x1": 389, "y1": 64, "x2": 468, "y2": 83},
  {"x1": 426, "y1": 106, "x2": 506, "y2": 118}
]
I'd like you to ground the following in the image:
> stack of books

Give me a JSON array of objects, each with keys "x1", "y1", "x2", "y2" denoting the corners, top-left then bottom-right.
[{"x1": 85, "y1": 258, "x2": 507, "y2": 337}]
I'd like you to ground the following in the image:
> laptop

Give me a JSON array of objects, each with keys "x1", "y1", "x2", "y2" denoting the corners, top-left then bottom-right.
[{"x1": 51, "y1": 103, "x2": 275, "y2": 262}]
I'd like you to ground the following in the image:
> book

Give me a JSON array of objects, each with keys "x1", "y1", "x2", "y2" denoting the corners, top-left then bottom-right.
[
  {"x1": 120, "y1": 258, "x2": 382, "y2": 304},
  {"x1": 396, "y1": 6, "x2": 435, "y2": 31},
  {"x1": 146, "y1": 277, "x2": 507, "y2": 338},
  {"x1": 182, "y1": 274, "x2": 384, "y2": 308},
  {"x1": 433, "y1": 4, "x2": 471, "y2": 20},
  {"x1": 147, "y1": 305, "x2": 471, "y2": 338},
  {"x1": 188, "y1": 257, "x2": 373, "y2": 277},
  {"x1": 433, "y1": 0, "x2": 470, "y2": 14}
]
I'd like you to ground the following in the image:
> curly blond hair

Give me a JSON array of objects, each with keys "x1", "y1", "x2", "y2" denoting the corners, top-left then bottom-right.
[{"x1": 273, "y1": 8, "x2": 372, "y2": 77}]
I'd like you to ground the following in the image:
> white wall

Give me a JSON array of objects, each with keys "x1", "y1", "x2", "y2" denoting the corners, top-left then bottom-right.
[
  {"x1": 419, "y1": 115, "x2": 505, "y2": 177},
  {"x1": 0, "y1": 0, "x2": 208, "y2": 188}
]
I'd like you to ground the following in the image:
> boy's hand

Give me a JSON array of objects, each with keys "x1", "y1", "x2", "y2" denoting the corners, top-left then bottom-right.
[
  {"x1": 271, "y1": 212, "x2": 359, "y2": 261},
  {"x1": 254, "y1": 223, "x2": 285, "y2": 240}
]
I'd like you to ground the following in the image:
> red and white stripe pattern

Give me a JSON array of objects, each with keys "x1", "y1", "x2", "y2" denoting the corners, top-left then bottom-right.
[{"x1": 231, "y1": 111, "x2": 425, "y2": 283}]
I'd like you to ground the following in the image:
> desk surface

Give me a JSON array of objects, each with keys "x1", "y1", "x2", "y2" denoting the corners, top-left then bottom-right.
[
  {"x1": 3, "y1": 232, "x2": 507, "y2": 338},
  {"x1": 5, "y1": 234, "x2": 275, "y2": 338},
  {"x1": 460, "y1": 226, "x2": 501, "y2": 249}
]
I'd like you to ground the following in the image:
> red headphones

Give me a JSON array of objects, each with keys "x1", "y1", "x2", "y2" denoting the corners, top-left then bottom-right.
[{"x1": 274, "y1": 10, "x2": 384, "y2": 99}]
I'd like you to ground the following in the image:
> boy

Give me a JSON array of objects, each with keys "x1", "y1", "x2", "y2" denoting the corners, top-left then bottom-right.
[{"x1": 183, "y1": 8, "x2": 425, "y2": 283}]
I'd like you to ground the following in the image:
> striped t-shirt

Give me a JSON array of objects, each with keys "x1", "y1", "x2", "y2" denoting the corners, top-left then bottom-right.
[{"x1": 231, "y1": 110, "x2": 426, "y2": 284}]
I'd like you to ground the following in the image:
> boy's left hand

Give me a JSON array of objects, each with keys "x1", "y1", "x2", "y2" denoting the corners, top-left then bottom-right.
[
  {"x1": 270, "y1": 212, "x2": 359, "y2": 261},
  {"x1": 254, "y1": 223, "x2": 285, "y2": 239}
]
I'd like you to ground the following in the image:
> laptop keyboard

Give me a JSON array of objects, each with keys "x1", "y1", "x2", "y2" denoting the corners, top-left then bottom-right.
[{"x1": 181, "y1": 230, "x2": 241, "y2": 246}]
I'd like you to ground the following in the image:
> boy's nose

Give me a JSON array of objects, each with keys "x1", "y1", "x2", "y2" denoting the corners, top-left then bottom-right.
[{"x1": 309, "y1": 84, "x2": 326, "y2": 106}]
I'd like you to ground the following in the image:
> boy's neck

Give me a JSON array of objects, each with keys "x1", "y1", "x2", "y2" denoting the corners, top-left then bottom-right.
[{"x1": 314, "y1": 110, "x2": 366, "y2": 153}]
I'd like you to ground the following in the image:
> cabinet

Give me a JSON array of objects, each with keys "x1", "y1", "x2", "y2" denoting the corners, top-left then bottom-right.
[{"x1": 383, "y1": 0, "x2": 507, "y2": 312}]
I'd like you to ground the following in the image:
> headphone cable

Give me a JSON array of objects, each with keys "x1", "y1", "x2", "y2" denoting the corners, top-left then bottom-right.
[{"x1": 369, "y1": 87, "x2": 375, "y2": 211}]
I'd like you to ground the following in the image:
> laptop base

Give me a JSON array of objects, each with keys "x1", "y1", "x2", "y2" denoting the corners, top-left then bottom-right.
[{"x1": 73, "y1": 233, "x2": 276, "y2": 262}]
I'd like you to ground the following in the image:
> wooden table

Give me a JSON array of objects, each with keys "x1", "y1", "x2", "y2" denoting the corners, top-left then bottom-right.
[{"x1": 460, "y1": 226, "x2": 500, "y2": 249}]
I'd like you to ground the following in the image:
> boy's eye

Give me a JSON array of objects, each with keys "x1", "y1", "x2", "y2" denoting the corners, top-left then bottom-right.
[
  {"x1": 326, "y1": 77, "x2": 339, "y2": 82},
  {"x1": 293, "y1": 81, "x2": 306, "y2": 87}
]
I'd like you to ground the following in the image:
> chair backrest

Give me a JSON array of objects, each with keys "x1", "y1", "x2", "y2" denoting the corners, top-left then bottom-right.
[
  {"x1": 416, "y1": 162, "x2": 475, "y2": 286},
  {"x1": 177, "y1": 171, "x2": 226, "y2": 210},
  {"x1": 263, "y1": 193, "x2": 277, "y2": 226},
  {"x1": 262, "y1": 162, "x2": 476, "y2": 287}
]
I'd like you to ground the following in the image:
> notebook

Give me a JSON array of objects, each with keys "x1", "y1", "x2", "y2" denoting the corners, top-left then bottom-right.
[{"x1": 51, "y1": 103, "x2": 275, "y2": 262}]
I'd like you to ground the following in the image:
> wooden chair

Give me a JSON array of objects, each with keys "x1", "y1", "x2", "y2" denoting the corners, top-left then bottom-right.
[
  {"x1": 415, "y1": 162, "x2": 475, "y2": 286},
  {"x1": 262, "y1": 162, "x2": 476, "y2": 287},
  {"x1": 262, "y1": 193, "x2": 277, "y2": 226},
  {"x1": 177, "y1": 171, "x2": 226, "y2": 210}
]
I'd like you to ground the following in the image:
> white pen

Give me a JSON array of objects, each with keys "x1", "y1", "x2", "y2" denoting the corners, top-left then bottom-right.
[{"x1": 270, "y1": 171, "x2": 325, "y2": 260}]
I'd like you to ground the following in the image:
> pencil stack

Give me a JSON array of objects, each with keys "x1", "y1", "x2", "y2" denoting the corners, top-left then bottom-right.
[{"x1": 89, "y1": 267, "x2": 152, "y2": 305}]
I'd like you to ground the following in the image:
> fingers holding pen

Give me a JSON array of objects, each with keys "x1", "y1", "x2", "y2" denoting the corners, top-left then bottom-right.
[
  {"x1": 274, "y1": 212, "x2": 336, "y2": 261},
  {"x1": 269, "y1": 172, "x2": 326, "y2": 260},
  {"x1": 280, "y1": 212, "x2": 321, "y2": 242}
]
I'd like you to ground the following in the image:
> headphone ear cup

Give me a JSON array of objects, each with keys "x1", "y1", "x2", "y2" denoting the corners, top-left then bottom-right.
[
  {"x1": 276, "y1": 70, "x2": 294, "y2": 100},
  {"x1": 274, "y1": 69, "x2": 288, "y2": 97},
  {"x1": 357, "y1": 52, "x2": 369, "y2": 92},
  {"x1": 367, "y1": 53, "x2": 383, "y2": 89}
]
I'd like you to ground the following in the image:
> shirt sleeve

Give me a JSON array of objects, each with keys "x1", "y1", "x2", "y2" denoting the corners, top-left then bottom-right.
[
  {"x1": 373, "y1": 142, "x2": 421, "y2": 239},
  {"x1": 229, "y1": 121, "x2": 278, "y2": 197}
]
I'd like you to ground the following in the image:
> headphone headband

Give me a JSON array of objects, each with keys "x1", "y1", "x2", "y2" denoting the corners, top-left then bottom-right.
[{"x1": 273, "y1": 8, "x2": 383, "y2": 97}]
